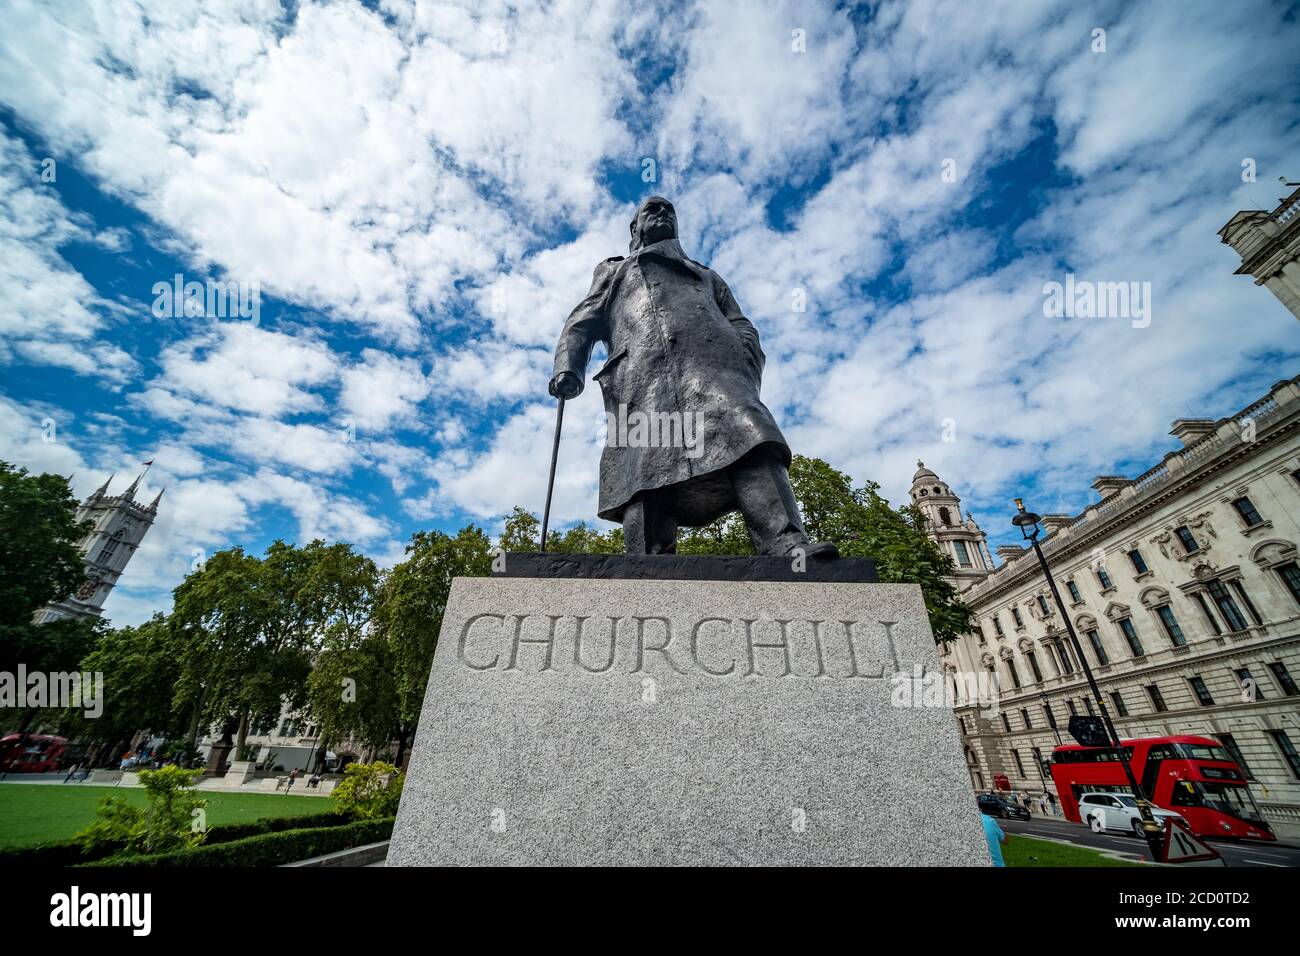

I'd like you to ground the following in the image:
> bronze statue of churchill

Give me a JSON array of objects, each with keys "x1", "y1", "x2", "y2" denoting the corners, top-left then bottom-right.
[{"x1": 549, "y1": 196, "x2": 836, "y2": 560}]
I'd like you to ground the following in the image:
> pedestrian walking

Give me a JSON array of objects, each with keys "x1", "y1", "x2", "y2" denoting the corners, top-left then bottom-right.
[
  {"x1": 286, "y1": 767, "x2": 298, "y2": 792},
  {"x1": 1048, "y1": 792, "x2": 1058, "y2": 816},
  {"x1": 63, "y1": 763, "x2": 80, "y2": 783}
]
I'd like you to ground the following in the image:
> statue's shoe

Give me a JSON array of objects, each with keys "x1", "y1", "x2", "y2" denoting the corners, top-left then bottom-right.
[
  {"x1": 768, "y1": 538, "x2": 840, "y2": 560},
  {"x1": 803, "y1": 540, "x2": 840, "y2": 560}
]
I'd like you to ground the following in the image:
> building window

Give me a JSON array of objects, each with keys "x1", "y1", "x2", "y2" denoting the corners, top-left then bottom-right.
[
  {"x1": 1020, "y1": 707, "x2": 1032, "y2": 730},
  {"x1": 1066, "y1": 698, "x2": 1078, "y2": 716},
  {"x1": 1230, "y1": 580, "x2": 1263, "y2": 626},
  {"x1": 1188, "y1": 676, "x2": 1215, "y2": 707},
  {"x1": 1011, "y1": 750, "x2": 1026, "y2": 777},
  {"x1": 1175, "y1": 526, "x2": 1199, "y2": 553},
  {"x1": 1083, "y1": 696, "x2": 1094, "y2": 715},
  {"x1": 954, "y1": 539, "x2": 971, "y2": 566},
  {"x1": 1277, "y1": 562, "x2": 1300, "y2": 606},
  {"x1": 1011, "y1": 607, "x2": 1023, "y2": 627},
  {"x1": 992, "y1": 615, "x2": 1004, "y2": 637},
  {"x1": 1146, "y1": 684, "x2": 1168, "y2": 712},
  {"x1": 939, "y1": 506, "x2": 952, "y2": 526},
  {"x1": 99, "y1": 536, "x2": 120, "y2": 562},
  {"x1": 1268, "y1": 661, "x2": 1299, "y2": 697},
  {"x1": 1231, "y1": 496, "x2": 1264, "y2": 527},
  {"x1": 1192, "y1": 592, "x2": 1222, "y2": 635},
  {"x1": 1110, "y1": 691, "x2": 1129, "y2": 717},
  {"x1": 1128, "y1": 549, "x2": 1149, "y2": 575},
  {"x1": 1005, "y1": 657, "x2": 1022, "y2": 689},
  {"x1": 1206, "y1": 579, "x2": 1248, "y2": 632},
  {"x1": 1026, "y1": 651, "x2": 1043, "y2": 682},
  {"x1": 1037, "y1": 595, "x2": 1051, "y2": 617},
  {"x1": 1000, "y1": 713, "x2": 1011, "y2": 733},
  {"x1": 1154, "y1": 605, "x2": 1186, "y2": 647},
  {"x1": 1270, "y1": 731, "x2": 1300, "y2": 780},
  {"x1": 1066, "y1": 580, "x2": 1082, "y2": 603},
  {"x1": 1216, "y1": 733, "x2": 1254, "y2": 779},
  {"x1": 1097, "y1": 567, "x2": 1114, "y2": 590},
  {"x1": 1117, "y1": 618, "x2": 1144, "y2": 657},
  {"x1": 1235, "y1": 667, "x2": 1264, "y2": 701},
  {"x1": 1085, "y1": 629, "x2": 1108, "y2": 666},
  {"x1": 1053, "y1": 640, "x2": 1074, "y2": 675},
  {"x1": 1043, "y1": 702, "x2": 1057, "y2": 730},
  {"x1": 974, "y1": 623, "x2": 986, "y2": 644}
]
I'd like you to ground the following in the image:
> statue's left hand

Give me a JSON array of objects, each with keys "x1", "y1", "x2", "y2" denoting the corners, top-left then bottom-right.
[{"x1": 549, "y1": 371, "x2": 583, "y2": 399}]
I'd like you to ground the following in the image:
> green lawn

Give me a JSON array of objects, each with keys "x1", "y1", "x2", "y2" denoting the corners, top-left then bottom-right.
[
  {"x1": 1005, "y1": 834, "x2": 1145, "y2": 867},
  {"x1": 0, "y1": 783, "x2": 328, "y2": 848}
]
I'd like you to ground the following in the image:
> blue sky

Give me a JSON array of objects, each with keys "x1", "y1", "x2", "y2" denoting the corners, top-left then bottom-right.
[{"x1": 1, "y1": 0, "x2": 1298, "y2": 626}]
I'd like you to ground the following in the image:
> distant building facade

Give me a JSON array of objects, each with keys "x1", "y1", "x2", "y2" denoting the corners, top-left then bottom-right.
[
  {"x1": 35, "y1": 471, "x2": 161, "y2": 623},
  {"x1": 928, "y1": 376, "x2": 1300, "y2": 837},
  {"x1": 1220, "y1": 184, "x2": 1300, "y2": 320}
]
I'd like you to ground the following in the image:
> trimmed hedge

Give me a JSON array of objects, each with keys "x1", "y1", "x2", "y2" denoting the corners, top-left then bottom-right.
[
  {"x1": 1, "y1": 808, "x2": 347, "y2": 867},
  {"x1": 80, "y1": 817, "x2": 394, "y2": 868}
]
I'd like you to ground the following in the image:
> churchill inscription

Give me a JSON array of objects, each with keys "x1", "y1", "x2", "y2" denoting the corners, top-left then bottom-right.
[
  {"x1": 388, "y1": 577, "x2": 990, "y2": 867},
  {"x1": 456, "y1": 612, "x2": 902, "y2": 680}
]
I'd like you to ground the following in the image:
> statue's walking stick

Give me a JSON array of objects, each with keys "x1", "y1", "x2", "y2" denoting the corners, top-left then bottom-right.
[{"x1": 539, "y1": 396, "x2": 566, "y2": 552}]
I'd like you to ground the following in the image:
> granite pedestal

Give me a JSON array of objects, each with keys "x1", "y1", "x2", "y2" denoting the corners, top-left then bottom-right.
[{"x1": 387, "y1": 563, "x2": 988, "y2": 866}]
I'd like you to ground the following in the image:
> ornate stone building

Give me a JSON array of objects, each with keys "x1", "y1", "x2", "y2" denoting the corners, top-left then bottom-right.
[
  {"x1": 1220, "y1": 184, "x2": 1300, "y2": 321},
  {"x1": 930, "y1": 376, "x2": 1300, "y2": 837},
  {"x1": 35, "y1": 470, "x2": 162, "y2": 623}
]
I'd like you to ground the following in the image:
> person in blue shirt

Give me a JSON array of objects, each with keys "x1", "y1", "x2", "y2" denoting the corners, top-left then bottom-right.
[{"x1": 981, "y1": 810, "x2": 1008, "y2": 866}]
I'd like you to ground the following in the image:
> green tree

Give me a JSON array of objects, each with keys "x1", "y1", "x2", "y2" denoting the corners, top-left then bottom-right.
[
  {"x1": 64, "y1": 614, "x2": 183, "y2": 757},
  {"x1": 300, "y1": 544, "x2": 383, "y2": 771},
  {"x1": 0, "y1": 463, "x2": 96, "y2": 724},
  {"x1": 0, "y1": 462, "x2": 104, "y2": 737},
  {"x1": 0, "y1": 462, "x2": 88, "y2": 631},
  {"x1": 171, "y1": 547, "x2": 266, "y2": 753},
  {"x1": 373, "y1": 527, "x2": 493, "y2": 764},
  {"x1": 498, "y1": 506, "x2": 623, "y2": 553}
]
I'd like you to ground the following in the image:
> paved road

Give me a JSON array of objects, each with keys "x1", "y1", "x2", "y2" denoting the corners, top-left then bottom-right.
[{"x1": 1001, "y1": 816, "x2": 1300, "y2": 867}]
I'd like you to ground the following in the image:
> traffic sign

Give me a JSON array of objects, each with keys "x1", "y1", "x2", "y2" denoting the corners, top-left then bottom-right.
[
  {"x1": 1160, "y1": 819, "x2": 1224, "y2": 865},
  {"x1": 1067, "y1": 714, "x2": 1109, "y2": 748}
]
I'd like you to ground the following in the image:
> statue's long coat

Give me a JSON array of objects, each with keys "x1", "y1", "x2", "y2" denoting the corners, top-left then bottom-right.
[{"x1": 553, "y1": 237, "x2": 791, "y2": 525}]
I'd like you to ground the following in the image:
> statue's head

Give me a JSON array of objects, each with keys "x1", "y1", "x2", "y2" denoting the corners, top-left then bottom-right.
[{"x1": 629, "y1": 196, "x2": 677, "y2": 252}]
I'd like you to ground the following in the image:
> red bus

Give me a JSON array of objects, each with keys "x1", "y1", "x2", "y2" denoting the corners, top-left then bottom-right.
[
  {"x1": 0, "y1": 733, "x2": 69, "y2": 773},
  {"x1": 1050, "y1": 735, "x2": 1274, "y2": 842}
]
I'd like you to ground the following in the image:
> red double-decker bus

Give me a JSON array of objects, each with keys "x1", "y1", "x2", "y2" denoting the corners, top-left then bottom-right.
[{"x1": 1050, "y1": 734, "x2": 1274, "y2": 841}]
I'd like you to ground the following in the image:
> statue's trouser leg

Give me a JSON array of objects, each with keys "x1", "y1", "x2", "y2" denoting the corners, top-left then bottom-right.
[
  {"x1": 623, "y1": 485, "x2": 678, "y2": 554},
  {"x1": 729, "y1": 447, "x2": 808, "y2": 556}
]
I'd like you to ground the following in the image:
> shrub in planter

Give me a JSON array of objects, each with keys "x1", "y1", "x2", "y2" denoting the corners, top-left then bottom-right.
[
  {"x1": 330, "y1": 761, "x2": 404, "y2": 820},
  {"x1": 82, "y1": 817, "x2": 395, "y2": 868},
  {"x1": 2, "y1": 808, "x2": 348, "y2": 867}
]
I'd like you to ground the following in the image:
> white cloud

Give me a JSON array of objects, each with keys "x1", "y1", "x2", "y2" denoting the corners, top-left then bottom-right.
[{"x1": 151, "y1": 323, "x2": 337, "y2": 418}]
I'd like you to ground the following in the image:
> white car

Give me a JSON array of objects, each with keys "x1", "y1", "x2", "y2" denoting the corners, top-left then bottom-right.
[{"x1": 1078, "y1": 792, "x2": 1185, "y2": 837}]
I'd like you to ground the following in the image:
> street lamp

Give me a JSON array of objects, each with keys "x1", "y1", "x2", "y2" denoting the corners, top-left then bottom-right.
[{"x1": 1012, "y1": 498, "x2": 1164, "y2": 861}]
